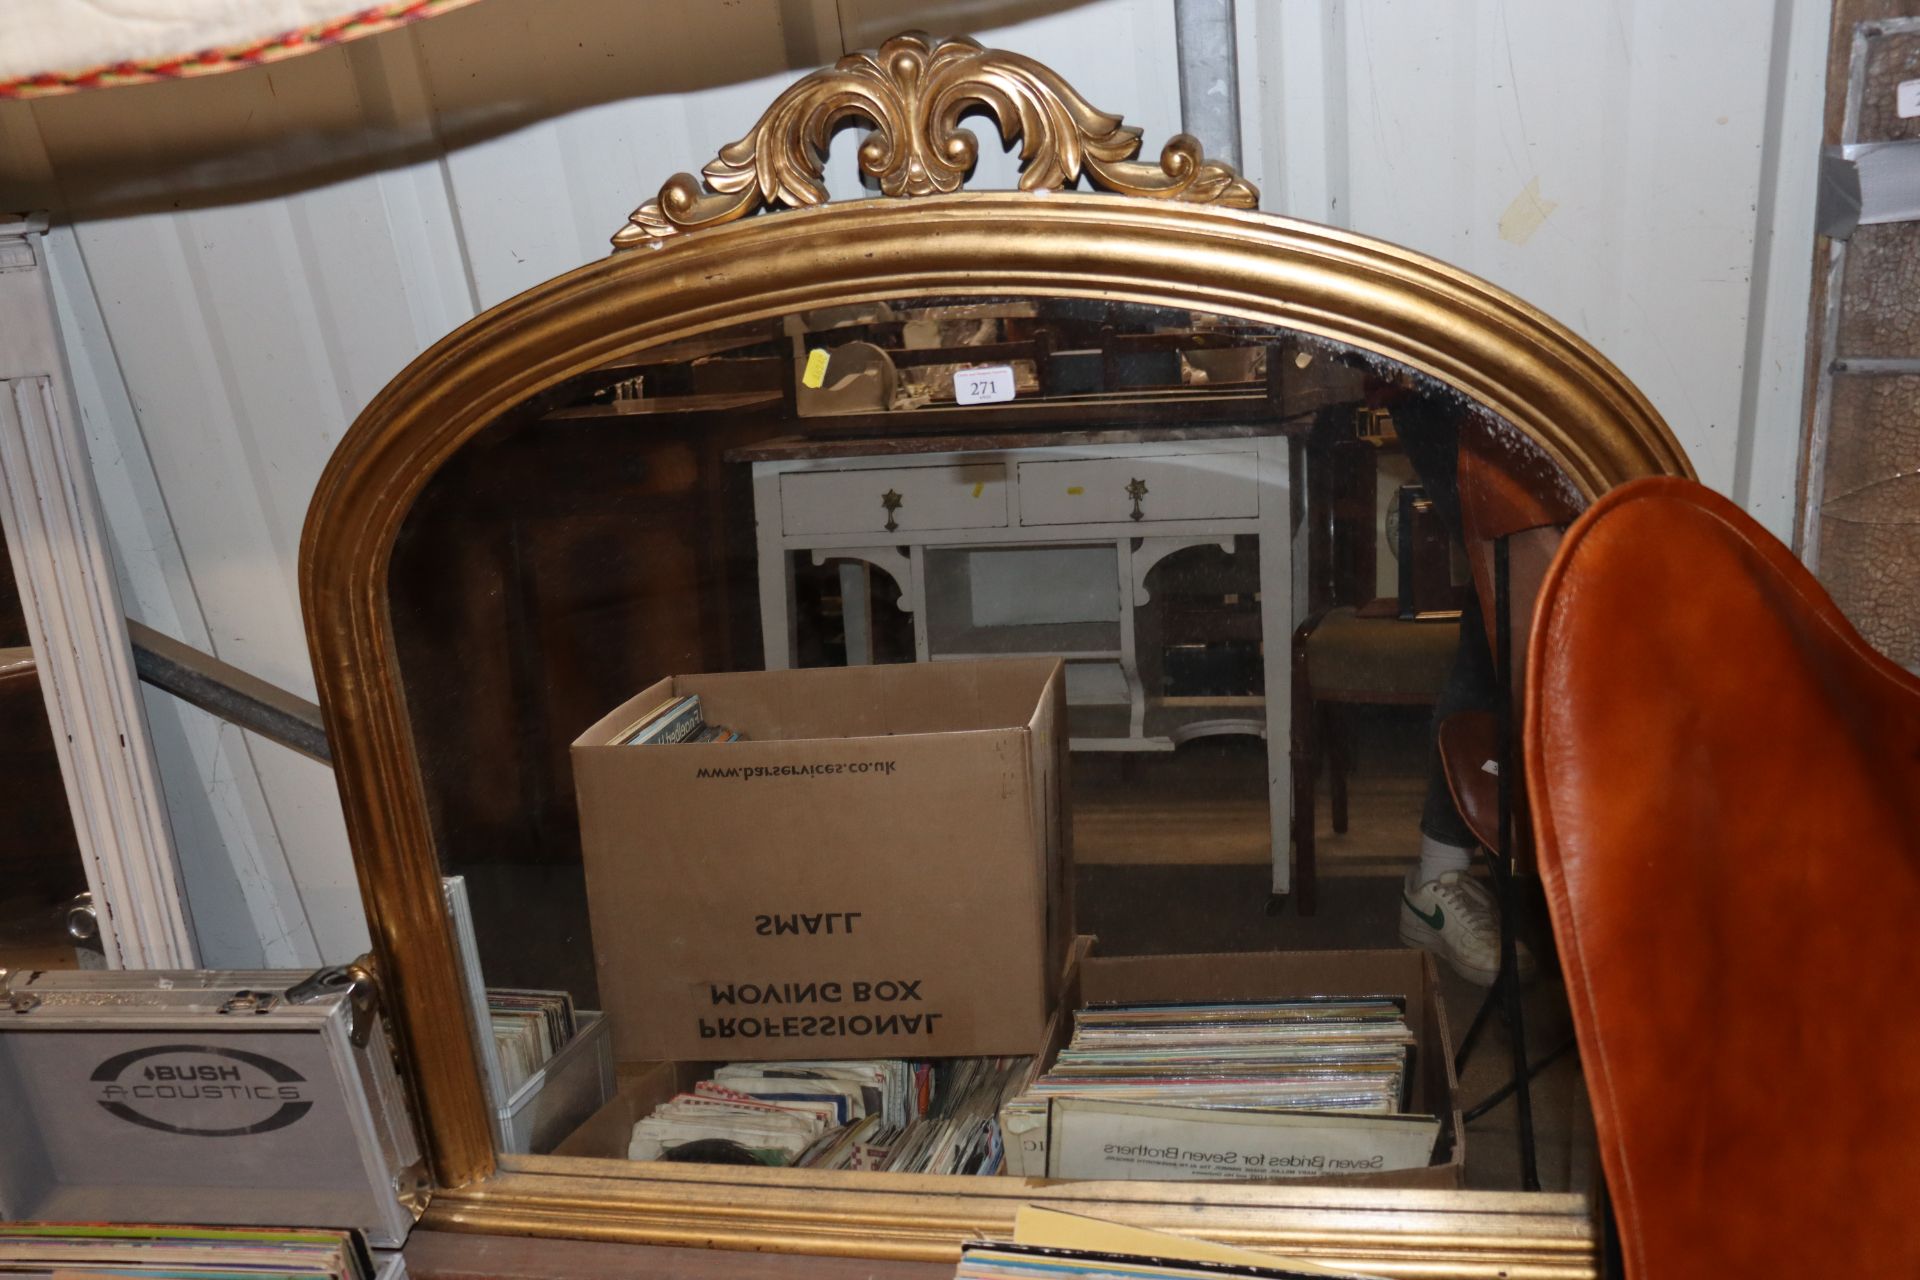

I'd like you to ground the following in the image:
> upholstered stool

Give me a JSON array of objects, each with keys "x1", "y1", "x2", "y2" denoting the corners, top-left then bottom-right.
[{"x1": 1288, "y1": 606, "x2": 1460, "y2": 914}]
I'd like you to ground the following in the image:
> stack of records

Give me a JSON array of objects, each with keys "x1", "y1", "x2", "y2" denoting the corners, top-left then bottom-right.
[
  {"x1": 0, "y1": 1225, "x2": 389, "y2": 1280},
  {"x1": 487, "y1": 989, "x2": 577, "y2": 1094},
  {"x1": 881, "y1": 1055, "x2": 1025, "y2": 1175},
  {"x1": 1001, "y1": 998, "x2": 1437, "y2": 1180},
  {"x1": 612, "y1": 693, "x2": 741, "y2": 745},
  {"x1": 629, "y1": 1060, "x2": 928, "y2": 1168},
  {"x1": 1005, "y1": 998, "x2": 1415, "y2": 1124},
  {"x1": 628, "y1": 1056, "x2": 1026, "y2": 1174}
]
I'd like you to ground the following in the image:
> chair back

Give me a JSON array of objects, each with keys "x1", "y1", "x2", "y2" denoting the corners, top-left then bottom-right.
[
  {"x1": 1527, "y1": 476, "x2": 1920, "y2": 1277},
  {"x1": 1454, "y1": 424, "x2": 1579, "y2": 873},
  {"x1": 1457, "y1": 423, "x2": 1578, "y2": 655}
]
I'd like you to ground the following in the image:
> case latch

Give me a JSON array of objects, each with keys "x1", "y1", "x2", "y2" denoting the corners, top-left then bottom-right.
[
  {"x1": 393, "y1": 1158, "x2": 431, "y2": 1218},
  {"x1": 285, "y1": 960, "x2": 381, "y2": 1049}
]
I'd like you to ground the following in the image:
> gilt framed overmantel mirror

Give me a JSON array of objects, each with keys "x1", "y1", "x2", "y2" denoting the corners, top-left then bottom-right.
[{"x1": 301, "y1": 31, "x2": 1690, "y2": 1279}]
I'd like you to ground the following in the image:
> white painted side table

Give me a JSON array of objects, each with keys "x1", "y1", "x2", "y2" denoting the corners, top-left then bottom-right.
[{"x1": 740, "y1": 425, "x2": 1303, "y2": 896}]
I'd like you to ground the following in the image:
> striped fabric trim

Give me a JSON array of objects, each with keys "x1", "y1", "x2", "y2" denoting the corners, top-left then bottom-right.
[{"x1": 1, "y1": 0, "x2": 481, "y2": 100}]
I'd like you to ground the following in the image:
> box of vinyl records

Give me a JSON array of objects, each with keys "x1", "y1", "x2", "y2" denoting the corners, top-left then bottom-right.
[
  {"x1": 551, "y1": 940, "x2": 1096, "y2": 1172},
  {"x1": 551, "y1": 1061, "x2": 711, "y2": 1159},
  {"x1": 548, "y1": 938, "x2": 1460, "y2": 1185},
  {"x1": 571, "y1": 658, "x2": 1073, "y2": 1064},
  {"x1": 998, "y1": 947, "x2": 1464, "y2": 1188}
]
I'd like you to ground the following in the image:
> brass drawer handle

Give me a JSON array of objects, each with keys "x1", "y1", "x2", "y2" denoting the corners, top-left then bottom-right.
[
  {"x1": 1126, "y1": 477, "x2": 1148, "y2": 521},
  {"x1": 881, "y1": 488, "x2": 903, "y2": 532}
]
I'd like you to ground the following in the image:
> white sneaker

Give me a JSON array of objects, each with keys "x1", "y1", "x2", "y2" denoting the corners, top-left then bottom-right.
[{"x1": 1398, "y1": 870, "x2": 1536, "y2": 987}]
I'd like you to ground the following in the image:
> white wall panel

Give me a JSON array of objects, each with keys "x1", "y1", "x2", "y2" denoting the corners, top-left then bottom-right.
[
  {"x1": 413, "y1": 0, "x2": 829, "y2": 303},
  {"x1": 42, "y1": 224, "x2": 318, "y2": 968},
  {"x1": 1735, "y1": 0, "x2": 1827, "y2": 543},
  {"x1": 1238, "y1": 0, "x2": 1821, "y2": 539},
  {"x1": 421, "y1": 0, "x2": 1184, "y2": 301},
  {"x1": 53, "y1": 208, "x2": 379, "y2": 963},
  {"x1": 0, "y1": 0, "x2": 1824, "y2": 962}
]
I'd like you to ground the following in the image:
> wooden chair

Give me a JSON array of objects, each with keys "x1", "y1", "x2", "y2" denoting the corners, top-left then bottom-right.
[
  {"x1": 1289, "y1": 607, "x2": 1459, "y2": 916},
  {"x1": 1528, "y1": 476, "x2": 1920, "y2": 1276},
  {"x1": 1287, "y1": 423, "x2": 1461, "y2": 917},
  {"x1": 1430, "y1": 421, "x2": 1583, "y2": 1188}
]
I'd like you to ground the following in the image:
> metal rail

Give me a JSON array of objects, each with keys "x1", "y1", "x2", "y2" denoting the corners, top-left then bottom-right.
[{"x1": 125, "y1": 619, "x2": 330, "y2": 764}]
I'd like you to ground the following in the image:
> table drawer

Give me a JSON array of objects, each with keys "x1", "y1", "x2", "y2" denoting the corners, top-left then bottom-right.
[
  {"x1": 1017, "y1": 453, "x2": 1259, "y2": 525},
  {"x1": 780, "y1": 464, "x2": 1009, "y2": 536}
]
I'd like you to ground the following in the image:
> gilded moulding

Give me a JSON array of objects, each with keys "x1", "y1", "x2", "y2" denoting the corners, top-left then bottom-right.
[
  {"x1": 611, "y1": 31, "x2": 1257, "y2": 247},
  {"x1": 301, "y1": 192, "x2": 1689, "y2": 1273}
]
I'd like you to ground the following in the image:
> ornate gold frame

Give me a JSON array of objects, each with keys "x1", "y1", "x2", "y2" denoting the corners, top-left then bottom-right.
[
  {"x1": 612, "y1": 32, "x2": 1256, "y2": 245},
  {"x1": 300, "y1": 34, "x2": 1691, "y2": 1280}
]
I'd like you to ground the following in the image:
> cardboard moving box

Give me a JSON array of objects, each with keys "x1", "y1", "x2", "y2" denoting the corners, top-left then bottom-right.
[{"x1": 572, "y1": 658, "x2": 1073, "y2": 1063}]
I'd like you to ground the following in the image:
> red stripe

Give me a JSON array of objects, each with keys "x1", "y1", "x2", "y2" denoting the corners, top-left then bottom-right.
[{"x1": 0, "y1": 1, "x2": 473, "y2": 98}]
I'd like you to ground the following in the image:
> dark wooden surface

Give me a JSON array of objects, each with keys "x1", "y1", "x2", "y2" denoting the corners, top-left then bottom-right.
[
  {"x1": 546, "y1": 390, "x2": 784, "y2": 420},
  {"x1": 404, "y1": 1232, "x2": 949, "y2": 1280},
  {"x1": 731, "y1": 418, "x2": 1294, "y2": 462},
  {"x1": 386, "y1": 387, "x2": 788, "y2": 999}
]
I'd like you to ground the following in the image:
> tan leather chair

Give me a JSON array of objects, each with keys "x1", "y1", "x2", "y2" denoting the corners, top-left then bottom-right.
[{"x1": 1527, "y1": 476, "x2": 1920, "y2": 1277}]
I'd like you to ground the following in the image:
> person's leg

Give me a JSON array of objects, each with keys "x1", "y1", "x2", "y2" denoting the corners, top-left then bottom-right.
[
  {"x1": 1417, "y1": 831, "x2": 1473, "y2": 883},
  {"x1": 1387, "y1": 392, "x2": 1531, "y2": 982},
  {"x1": 1400, "y1": 589, "x2": 1534, "y2": 984},
  {"x1": 1419, "y1": 588, "x2": 1494, "y2": 863},
  {"x1": 1392, "y1": 391, "x2": 1486, "y2": 868}
]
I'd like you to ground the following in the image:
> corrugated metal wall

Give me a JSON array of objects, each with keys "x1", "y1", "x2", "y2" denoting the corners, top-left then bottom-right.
[{"x1": 0, "y1": 0, "x2": 1826, "y2": 964}]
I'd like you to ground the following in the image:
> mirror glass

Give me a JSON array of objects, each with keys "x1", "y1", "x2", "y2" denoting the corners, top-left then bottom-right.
[{"x1": 386, "y1": 293, "x2": 1589, "y2": 1194}]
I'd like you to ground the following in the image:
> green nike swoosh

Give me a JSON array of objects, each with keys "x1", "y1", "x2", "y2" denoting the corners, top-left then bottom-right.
[{"x1": 1403, "y1": 895, "x2": 1444, "y2": 930}]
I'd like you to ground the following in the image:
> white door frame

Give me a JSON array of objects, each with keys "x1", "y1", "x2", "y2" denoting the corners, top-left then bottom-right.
[{"x1": 0, "y1": 214, "x2": 197, "y2": 968}]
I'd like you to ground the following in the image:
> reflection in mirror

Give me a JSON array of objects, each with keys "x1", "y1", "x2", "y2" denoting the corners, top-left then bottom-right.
[{"x1": 387, "y1": 295, "x2": 1587, "y2": 1190}]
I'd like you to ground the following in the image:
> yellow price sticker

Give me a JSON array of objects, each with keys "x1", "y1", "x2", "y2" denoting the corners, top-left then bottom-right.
[{"x1": 802, "y1": 348, "x2": 831, "y2": 389}]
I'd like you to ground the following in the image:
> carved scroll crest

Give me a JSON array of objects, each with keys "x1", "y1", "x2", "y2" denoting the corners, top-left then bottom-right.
[{"x1": 611, "y1": 31, "x2": 1258, "y2": 248}]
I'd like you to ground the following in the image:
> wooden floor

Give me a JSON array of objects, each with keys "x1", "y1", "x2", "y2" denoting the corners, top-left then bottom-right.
[{"x1": 1073, "y1": 725, "x2": 1426, "y2": 874}]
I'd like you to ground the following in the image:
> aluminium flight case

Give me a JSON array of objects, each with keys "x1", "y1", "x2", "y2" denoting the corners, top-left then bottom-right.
[{"x1": 0, "y1": 965, "x2": 427, "y2": 1247}]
